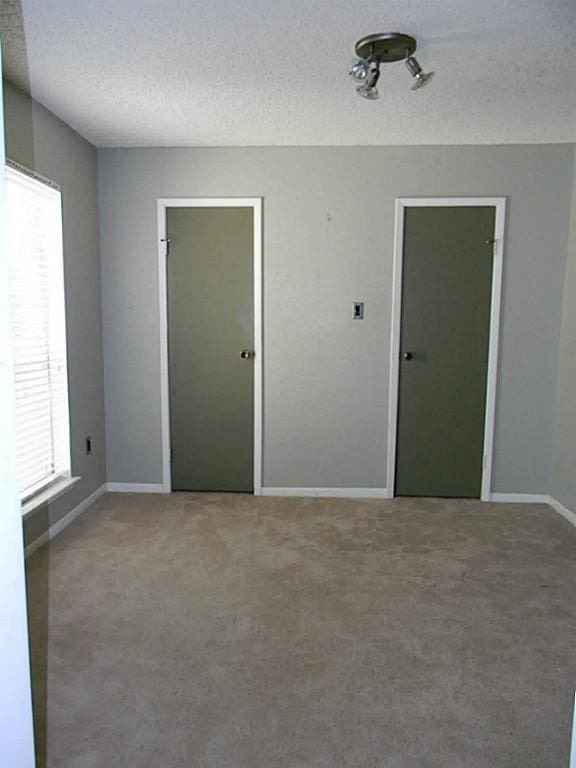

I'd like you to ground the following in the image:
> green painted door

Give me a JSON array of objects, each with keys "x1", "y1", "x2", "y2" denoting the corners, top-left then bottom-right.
[
  {"x1": 167, "y1": 207, "x2": 254, "y2": 492},
  {"x1": 395, "y1": 206, "x2": 496, "y2": 498}
]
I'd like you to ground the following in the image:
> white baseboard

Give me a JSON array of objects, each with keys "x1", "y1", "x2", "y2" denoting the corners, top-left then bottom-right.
[
  {"x1": 23, "y1": 483, "x2": 574, "y2": 560},
  {"x1": 546, "y1": 496, "x2": 576, "y2": 530},
  {"x1": 570, "y1": 691, "x2": 576, "y2": 768},
  {"x1": 25, "y1": 483, "x2": 107, "y2": 558},
  {"x1": 489, "y1": 493, "x2": 549, "y2": 503},
  {"x1": 106, "y1": 483, "x2": 166, "y2": 493},
  {"x1": 491, "y1": 493, "x2": 576, "y2": 530},
  {"x1": 261, "y1": 487, "x2": 389, "y2": 499}
]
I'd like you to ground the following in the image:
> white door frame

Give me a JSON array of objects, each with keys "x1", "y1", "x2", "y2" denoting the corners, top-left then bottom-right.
[
  {"x1": 387, "y1": 197, "x2": 506, "y2": 502},
  {"x1": 157, "y1": 197, "x2": 263, "y2": 495}
]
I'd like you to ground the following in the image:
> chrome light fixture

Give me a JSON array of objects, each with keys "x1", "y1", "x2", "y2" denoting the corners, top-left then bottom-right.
[{"x1": 348, "y1": 32, "x2": 434, "y2": 99}]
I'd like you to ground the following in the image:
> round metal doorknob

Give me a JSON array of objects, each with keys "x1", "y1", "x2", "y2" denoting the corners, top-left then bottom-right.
[
  {"x1": 240, "y1": 350, "x2": 253, "y2": 360},
  {"x1": 402, "y1": 352, "x2": 413, "y2": 361}
]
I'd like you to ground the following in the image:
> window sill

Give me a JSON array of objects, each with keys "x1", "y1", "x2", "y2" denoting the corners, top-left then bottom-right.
[{"x1": 22, "y1": 476, "x2": 81, "y2": 519}]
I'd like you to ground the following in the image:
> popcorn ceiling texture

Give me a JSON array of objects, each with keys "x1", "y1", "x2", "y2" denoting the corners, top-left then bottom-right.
[{"x1": 2, "y1": 0, "x2": 576, "y2": 147}]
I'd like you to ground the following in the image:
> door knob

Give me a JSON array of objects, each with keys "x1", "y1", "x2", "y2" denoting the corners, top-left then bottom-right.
[
  {"x1": 240, "y1": 350, "x2": 253, "y2": 360},
  {"x1": 402, "y1": 352, "x2": 413, "y2": 361}
]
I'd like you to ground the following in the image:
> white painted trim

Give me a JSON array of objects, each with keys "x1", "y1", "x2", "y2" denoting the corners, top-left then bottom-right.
[
  {"x1": 570, "y1": 691, "x2": 576, "y2": 768},
  {"x1": 480, "y1": 201, "x2": 506, "y2": 500},
  {"x1": 157, "y1": 198, "x2": 263, "y2": 496},
  {"x1": 106, "y1": 483, "x2": 164, "y2": 493},
  {"x1": 158, "y1": 201, "x2": 171, "y2": 494},
  {"x1": 25, "y1": 483, "x2": 107, "y2": 558},
  {"x1": 261, "y1": 487, "x2": 388, "y2": 499},
  {"x1": 489, "y1": 493, "x2": 548, "y2": 504},
  {"x1": 546, "y1": 496, "x2": 576, "y2": 530},
  {"x1": 393, "y1": 197, "x2": 507, "y2": 208},
  {"x1": 386, "y1": 201, "x2": 404, "y2": 499},
  {"x1": 388, "y1": 197, "x2": 506, "y2": 502},
  {"x1": 252, "y1": 201, "x2": 263, "y2": 495},
  {"x1": 490, "y1": 493, "x2": 576, "y2": 530},
  {"x1": 21, "y1": 475, "x2": 81, "y2": 518}
]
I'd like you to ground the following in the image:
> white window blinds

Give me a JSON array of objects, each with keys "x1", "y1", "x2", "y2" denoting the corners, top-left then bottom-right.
[{"x1": 6, "y1": 164, "x2": 71, "y2": 502}]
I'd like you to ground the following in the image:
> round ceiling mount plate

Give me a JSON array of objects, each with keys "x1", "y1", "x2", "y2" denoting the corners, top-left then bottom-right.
[{"x1": 355, "y1": 33, "x2": 416, "y2": 63}]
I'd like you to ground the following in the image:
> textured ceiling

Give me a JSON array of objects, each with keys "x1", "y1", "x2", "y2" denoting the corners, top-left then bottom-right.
[{"x1": 1, "y1": 0, "x2": 576, "y2": 147}]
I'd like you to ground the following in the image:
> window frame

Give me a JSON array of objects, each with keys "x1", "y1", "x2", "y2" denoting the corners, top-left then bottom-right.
[{"x1": 6, "y1": 160, "x2": 79, "y2": 515}]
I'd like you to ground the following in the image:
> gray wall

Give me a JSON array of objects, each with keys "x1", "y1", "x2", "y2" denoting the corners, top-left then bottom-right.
[
  {"x1": 98, "y1": 145, "x2": 573, "y2": 494},
  {"x1": 551, "y1": 152, "x2": 576, "y2": 511},
  {"x1": 3, "y1": 81, "x2": 106, "y2": 545}
]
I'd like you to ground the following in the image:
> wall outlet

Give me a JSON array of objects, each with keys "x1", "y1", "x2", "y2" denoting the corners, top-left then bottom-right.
[{"x1": 85, "y1": 436, "x2": 92, "y2": 455}]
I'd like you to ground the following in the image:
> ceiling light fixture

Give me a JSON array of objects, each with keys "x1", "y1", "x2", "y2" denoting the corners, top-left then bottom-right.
[{"x1": 348, "y1": 33, "x2": 434, "y2": 100}]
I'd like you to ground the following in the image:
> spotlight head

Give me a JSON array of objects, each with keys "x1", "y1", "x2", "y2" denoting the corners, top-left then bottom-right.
[
  {"x1": 349, "y1": 57, "x2": 370, "y2": 82},
  {"x1": 356, "y1": 61, "x2": 380, "y2": 99},
  {"x1": 405, "y1": 56, "x2": 434, "y2": 90},
  {"x1": 356, "y1": 83, "x2": 379, "y2": 100},
  {"x1": 411, "y1": 70, "x2": 434, "y2": 90}
]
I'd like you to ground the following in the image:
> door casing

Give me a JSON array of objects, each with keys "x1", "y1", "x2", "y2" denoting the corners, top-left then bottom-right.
[
  {"x1": 157, "y1": 198, "x2": 263, "y2": 494},
  {"x1": 387, "y1": 197, "x2": 506, "y2": 502}
]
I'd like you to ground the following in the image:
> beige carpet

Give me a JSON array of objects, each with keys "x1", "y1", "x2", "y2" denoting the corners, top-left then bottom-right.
[{"x1": 26, "y1": 493, "x2": 576, "y2": 767}]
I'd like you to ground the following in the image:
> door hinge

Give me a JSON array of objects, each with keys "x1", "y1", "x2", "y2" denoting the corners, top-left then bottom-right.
[{"x1": 161, "y1": 237, "x2": 171, "y2": 256}]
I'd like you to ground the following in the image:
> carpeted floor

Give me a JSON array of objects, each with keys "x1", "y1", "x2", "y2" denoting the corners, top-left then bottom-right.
[{"x1": 25, "y1": 493, "x2": 576, "y2": 767}]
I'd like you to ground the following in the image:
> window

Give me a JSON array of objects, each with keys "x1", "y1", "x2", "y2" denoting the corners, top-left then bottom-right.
[{"x1": 6, "y1": 162, "x2": 71, "y2": 506}]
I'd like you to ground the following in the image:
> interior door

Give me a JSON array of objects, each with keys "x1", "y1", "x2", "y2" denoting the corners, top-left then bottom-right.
[
  {"x1": 395, "y1": 205, "x2": 496, "y2": 498},
  {"x1": 167, "y1": 207, "x2": 254, "y2": 492}
]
